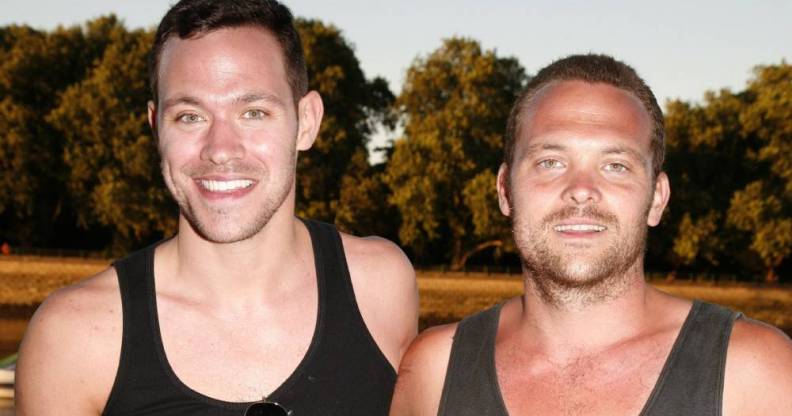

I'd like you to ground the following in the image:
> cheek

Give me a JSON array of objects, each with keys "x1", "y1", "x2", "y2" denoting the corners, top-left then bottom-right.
[
  {"x1": 609, "y1": 192, "x2": 653, "y2": 229},
  {"x1": 509, "y1": 186, "x2": 551, "y2": 223}
]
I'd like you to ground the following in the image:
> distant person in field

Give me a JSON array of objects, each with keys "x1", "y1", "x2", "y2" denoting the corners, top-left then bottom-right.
[
  {"x1": 15, "y1": 0, "x2": 417, "y2": 414},
  {"x1": 390, "y1": 54, "x2": 792, "y2": 416}
]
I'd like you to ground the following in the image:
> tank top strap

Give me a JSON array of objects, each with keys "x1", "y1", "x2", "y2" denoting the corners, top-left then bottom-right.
[
  {"x1": 104, "y1": 243, "x2": 176, "y2": 414},
  {"x1": 301, "y1": 219, "x2": 363, "y2": 335},
  {"x1": 641, "y1": 300, "x2": 741, "y2": 416},
  {"x1": 438, "y1": 304, "x2": 509, "y2": 416},
  {"x1": 279, "y1": 219, "x2": 396, "y2": 414}
]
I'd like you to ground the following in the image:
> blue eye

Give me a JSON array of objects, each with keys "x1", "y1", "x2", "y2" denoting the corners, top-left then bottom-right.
[{"x1": 538, "y1": 159, "x2": 564, "y2": 169}]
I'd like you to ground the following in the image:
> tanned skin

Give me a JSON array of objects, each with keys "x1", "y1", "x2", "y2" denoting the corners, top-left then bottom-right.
[
  {"x1": 16, "y1": 27, "x2": 418, "y2": 415},
  {"x1": 390, "y1": 81, "x2": 792, "y2": 416}
]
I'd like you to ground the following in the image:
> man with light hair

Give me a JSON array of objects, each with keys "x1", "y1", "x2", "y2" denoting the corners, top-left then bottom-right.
[{"x1": 390, "y1": 54, "x2": 792, "y2": 415}]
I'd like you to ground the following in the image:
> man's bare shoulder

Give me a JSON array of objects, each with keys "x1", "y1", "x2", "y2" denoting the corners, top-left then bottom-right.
[
  {"x1": 390, "y1": 323, "x2": 458, "y2": 416},
  {"x1": 340, "y1": 232, "x2": 419, "y2": 368},
  {"x1": 723, "y1": 316, "x2": 792, "y2": 416},
  {"x1": 29, "y1": 266, "x2": 121, "y2": 329},
  {"x1": 340, "y1": 232, "x2": 417, "y2": 314},
  {"x1": 340, "y1": 232, "x2": 415, "y2": 283},
  {"x1": 399, "y1": 322, "x2": 458, "y2": 377},
  {"x1": 15, "y1": 267, "x2": 123, "y2": 415}
]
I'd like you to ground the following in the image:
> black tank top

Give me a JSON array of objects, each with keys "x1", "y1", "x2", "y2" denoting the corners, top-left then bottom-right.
[
  {"x1": 438, "y1": 300, "x2": 741, "y2": 416},
  {"x1": 103, "y1": 220, "x2": 396, "y2": 415}
]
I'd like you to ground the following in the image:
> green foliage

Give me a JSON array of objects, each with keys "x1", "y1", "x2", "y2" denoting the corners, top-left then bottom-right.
[
  {"x1": 724, "y1": 64, "x2": 791, "y2": 281},
  {"x1": 0, "y1": 16, "x2": 393, "y2": 251},
  {"x1": 47, "y1": 21, "x2": 176, "y2": 253},
  {"x1": 0, "y1": 20, "x2": 118, "y2": 247},
  {"x1": 659, "y1": 62, "x2": 792, "y2": 281},
  {"x1": 660, "y1": 90, "x2": 754, "y2": 272},
  {"x1": 671, "y1": 211, "x2": 722, "y2": 266},
  {"x1": 0, "y1": 16, "x2": 788, "y2": 280},
  {"x1": 295, "y1": 19, "x2": 394, "y2": 233},
  {"x1": 384, "y1": 38, "x2": 525, "y2": 267},
  {"x1": 333, "y1": 150, "x2": 397, "y2": 238}
]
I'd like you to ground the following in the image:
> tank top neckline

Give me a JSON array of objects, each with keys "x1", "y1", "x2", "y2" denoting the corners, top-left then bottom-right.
[
  {"x1": 484, "y1": 300, "x2": 703, "y2": 416},
  {"x1": 141, "y1": 219, "x2": 327, "y2": 409}
]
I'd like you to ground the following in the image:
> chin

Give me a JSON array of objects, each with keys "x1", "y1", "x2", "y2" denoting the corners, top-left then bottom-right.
[
  {"x1": 198, "y1": 228, "x2": 259, "y2": 244},
  {"x1": 182, "y1": 208, "x2": 277, "y2": 244},
  {"x1": 556, "y1": 262, "x2": 612, "y2": 287}
]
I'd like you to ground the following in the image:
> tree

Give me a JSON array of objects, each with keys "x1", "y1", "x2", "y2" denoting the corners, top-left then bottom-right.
[
  {"x1": 658, "y1": 62, "x2": 792, "y2": 282},
  {"x1": 295, "y1": 19, "x2": 394, "y2": 235},
  {"x1": 659, "y1": 90, "x2": 754, "y2": 274},
  {"x1": 0, "y1": 20, "x2": 117, "y2": 248},
  {"x1": 47, "y1": 19, "x2": 176, "y2": 254},
  {"x1": 384, "y1": 38, "x2": 526, "y2": 268},
  {"x1": 726, "y1": 63, "x2": 792, "y2": 282}
]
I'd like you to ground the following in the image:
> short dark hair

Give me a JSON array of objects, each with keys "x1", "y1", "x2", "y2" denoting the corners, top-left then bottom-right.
[
  {"x1": 149, "y1": 0, "x2": 308, "y2": 106},
  {"x1": 504, "y1": 54, "x2": 665, "y2": 179}
]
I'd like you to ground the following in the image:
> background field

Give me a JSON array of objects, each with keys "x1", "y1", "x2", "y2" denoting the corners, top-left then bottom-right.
[{"x1": 1, "y1": 256, "x2": 791, "y2": 358}]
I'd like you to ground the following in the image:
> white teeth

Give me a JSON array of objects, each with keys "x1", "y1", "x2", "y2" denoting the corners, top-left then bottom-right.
[
  {"x1": 554, "y1": 224, "x2": 606, "y2": 232},
  {"x1": 200, "y1": 179, "x2": 254, "y2": 192}
]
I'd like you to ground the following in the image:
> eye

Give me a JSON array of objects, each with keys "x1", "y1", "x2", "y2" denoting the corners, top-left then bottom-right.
[
  {"x1": 242, "y1": 109, "x2": 267, "y2": 119},
  {"x1": 537, "y1": 159, "x2": 565, "y2": 169},
  {"x1": 176, "y1": 113, "x2": 205, "y2": 124},
  {"x1": 604, "y1": 162, "x2": 629, "y2": 172}
]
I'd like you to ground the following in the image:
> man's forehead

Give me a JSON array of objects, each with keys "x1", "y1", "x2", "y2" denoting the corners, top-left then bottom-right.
[
  {"x1": 158, "y1": 26, "x2": 283, "y2": 68},
  {"x1": 156, "y1": 26, "x2": 292, "y2": 106},
  {"x1": 527, "y1": 81, "x2": 647, "y2": 122},
  {"x1": 518, "y1": 80, "x2": 652, "y2": 148}
]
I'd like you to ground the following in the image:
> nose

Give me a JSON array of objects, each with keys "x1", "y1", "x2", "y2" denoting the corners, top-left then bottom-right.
[
  {"x1": 561, "y1": 168, "x2": 602, "y2": 205},
  {"x1": 200, "y1": 118, "x2": 245, "y2": 164}
]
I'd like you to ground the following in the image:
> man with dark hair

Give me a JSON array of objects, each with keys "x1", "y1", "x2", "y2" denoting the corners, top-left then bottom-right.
[
  {"x1": 390, "y1": 54, "x2": 792, "y2": 415},
  {"x1": 16, "y1": 1, "x2": 418, "y2": 414}
]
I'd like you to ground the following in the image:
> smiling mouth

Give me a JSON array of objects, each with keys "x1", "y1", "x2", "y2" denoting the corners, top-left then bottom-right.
[
  {"x1": 553, "y1": 224, "x2": 607, "y2": 232},
  {"x1": 198, "y1": 179, "x2": 255, "y2": 192}
]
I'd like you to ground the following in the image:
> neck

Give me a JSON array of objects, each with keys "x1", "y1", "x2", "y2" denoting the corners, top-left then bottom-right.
[
  {"x1": 156, "y1": 198, "x2": 314, "y2": 309},
  {"x1": 517, "y1": 261, "x2": 657, "y2": 357}
]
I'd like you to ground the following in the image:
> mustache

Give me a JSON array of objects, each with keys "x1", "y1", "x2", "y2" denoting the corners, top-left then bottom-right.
[
  {"x1": 542, "y1": 205, "x2": 618, "y2": 226},
  {"x1": 182, "y1": 161, "x2": 266, "y2": 177}
]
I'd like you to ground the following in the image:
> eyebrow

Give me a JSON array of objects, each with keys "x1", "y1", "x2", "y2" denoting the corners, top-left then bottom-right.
[
  {"x1": 161, "y1": 95, "x2": 201, "y2": 111},
  {"x1": 234, "y1": 92, "x2": 287, "y2": 108},
  {"x1": 160, "y1": 92, "x2": 287, "y2": 111},
  {"x1": 521, "y1": 142, "x2": 648, "y2": 165},
  {"x1": 522, "y1": 143, "x2": 566, "y2": 157},
  {"x1": 601, "y1": 145, "x2": 648, "y2": 165}
]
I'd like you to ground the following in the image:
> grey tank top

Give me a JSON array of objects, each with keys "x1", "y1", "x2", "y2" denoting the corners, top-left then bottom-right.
[{"x1": 438, "y1": 300, "x2": 741, "y2": 416}]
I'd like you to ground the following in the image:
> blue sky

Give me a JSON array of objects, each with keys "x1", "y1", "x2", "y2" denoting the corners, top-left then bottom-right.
[{"x1": 3, "y1": 0, "x2": 791, "y2": 157}]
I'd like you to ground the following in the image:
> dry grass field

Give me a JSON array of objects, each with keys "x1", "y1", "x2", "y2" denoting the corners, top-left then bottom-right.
[
  {"x1": 418, "y1": 271, "x2": 792, "y2": 333},
  {"x1": 0, "y1": 256, "x2": 109, "y2": 305},
  {"x1": 1, "y1": 256, "x2": 790, "y2": 356}
]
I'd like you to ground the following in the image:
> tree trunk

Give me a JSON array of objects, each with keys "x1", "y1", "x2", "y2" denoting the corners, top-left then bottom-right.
[
  {"x1": 450, "y1": 240, "x2": 503, "y2": 271},
  {"x1": 765, "y1": 268, "x2": 778, "y2": 284}
]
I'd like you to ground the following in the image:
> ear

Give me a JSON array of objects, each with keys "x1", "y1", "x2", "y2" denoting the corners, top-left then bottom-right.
[
  {"x1": 497, "y1": 163, "x2": 512, "y2": 217},
  {"x1": 647, "y1": 172, "x2": 670, "y2": 227},
  {"x1": 295, "y1": 91, "x2": 323, "y2": 151},
  {"x1": 147, "y1": 100, "x2": 157, "y2": 137}
]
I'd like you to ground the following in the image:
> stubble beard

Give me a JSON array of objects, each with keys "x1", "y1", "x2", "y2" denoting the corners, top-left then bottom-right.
[
  {"x1": 164, "y1": 153, "x2": 297, "y2": 244},
  {"x1": 512, "y1": 203, "x2": 649, "y2": 308}
]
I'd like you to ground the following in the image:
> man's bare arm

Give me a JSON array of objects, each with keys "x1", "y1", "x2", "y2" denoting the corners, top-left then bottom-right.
[
  {"x1": 344, "y1": 234, "x2": 419, "y2": 368},
  {"x1": 390, "y1": 324, "x2": 456, "y2": 416},
  {"x1": 15, "y1": 269, "x2": 121, "y2": 415},
  {"x1": 723, "y1": 318, "x2": 792, "y2": 416}
]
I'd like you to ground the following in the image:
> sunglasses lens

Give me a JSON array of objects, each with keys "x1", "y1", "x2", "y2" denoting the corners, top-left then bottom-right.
[{"x1": 244, "y1": 402, "x2": 290, "y2": 416}]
